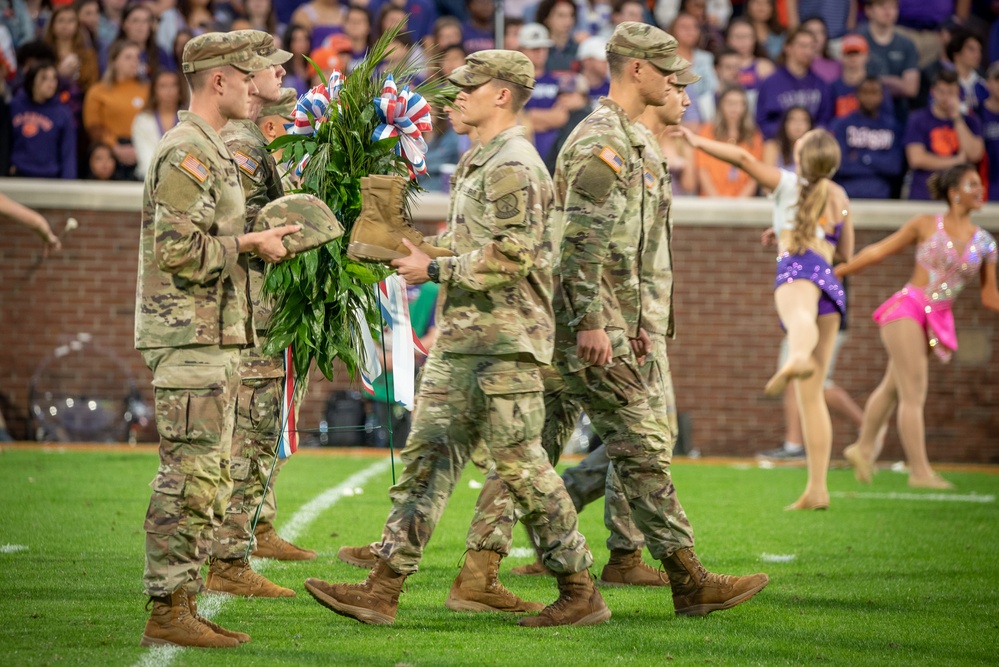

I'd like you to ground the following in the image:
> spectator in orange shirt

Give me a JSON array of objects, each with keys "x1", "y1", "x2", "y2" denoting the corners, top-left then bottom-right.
[{"x1": 696, "y1": 84, "x2": 764, "y2": 197}]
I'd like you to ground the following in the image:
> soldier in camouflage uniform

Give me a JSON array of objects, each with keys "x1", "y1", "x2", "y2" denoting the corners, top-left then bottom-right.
[
  {"x1": 549, "y1": 22, "x2": 769, "y2": 616},
  {"x1": 207, "y1": 34, "x2": 313, "y2": 601},
  {"x1": 304, "y1": 50, "x2": 611, "y2": 629},
  {"x1": 135, "y1": 31, "x2": 302, "y2": 649}
]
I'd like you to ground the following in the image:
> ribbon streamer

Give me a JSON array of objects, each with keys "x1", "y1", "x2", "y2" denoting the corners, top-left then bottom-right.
[
  {"x1": 353, "y1": 304, "x2": 383, "y2": 395},
  {"x1": 277, "y1": 345, "x2": 298, "y2": 459},
  {"x1": 371, "y1": 74, "x2": 432, "y2": 179},
  {"x1": 376, "y1": 274, "x2": 428, "y2": 411}
]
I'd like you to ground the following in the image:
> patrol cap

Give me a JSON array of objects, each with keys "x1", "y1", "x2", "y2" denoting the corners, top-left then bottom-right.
[
  {"x1": 606, "y1": 22, "x2": 690, "y2": 74},
  {"x1": 243, "y1": 29, "x2": 293, "y2": 66},
  {"x1": 182, "y1": 31, "x2": 273, "y2": 74},
  {"x1": 447, "y1": 49, "x2": 536, "y2": 90},
  {"x1": 258, "y1": 194, "x2": 345, "y2": 254},
  {"x1": 674, "y1": 68, "x2": 700, "y2": 86},
  {"x1": 259, "y1": 87, "x2": 298, "y2": 120}
]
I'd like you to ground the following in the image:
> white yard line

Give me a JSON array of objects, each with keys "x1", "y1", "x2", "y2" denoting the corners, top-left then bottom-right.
[
  {"x1": 830, "y1": 491, "x2": 995, "y2": 503},
  {"x1": 133, "y1": 457, "x2": 391, "y2": 667}
]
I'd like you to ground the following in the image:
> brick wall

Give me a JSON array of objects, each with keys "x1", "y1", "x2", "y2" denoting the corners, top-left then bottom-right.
[{"x1": 2, "y1": 181, "x2": 997, "y2": 462}]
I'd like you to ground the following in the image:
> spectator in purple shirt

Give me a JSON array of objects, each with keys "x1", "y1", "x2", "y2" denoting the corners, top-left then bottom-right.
[
  {"x1": 832, "y1": 76, "x2": 904, "y2": 199},
  {"x1": 756, "y1": 26, "x2": 832, "y2": 140},
  {"x1": 519, "y1": 22, "x2": 566, "y2": 161},
  {"x1": 460, "y1": 0, "x2": 494, "y2": 53},
  {"x1": 9, "y1": 60, "x2": 76, "y2": 179},
  {"x1": 980, "y1": 63, "x2": 999, "y2": 202},
  {"x1": 903, "y1": 69, "x2": 984, "y2": 200}
]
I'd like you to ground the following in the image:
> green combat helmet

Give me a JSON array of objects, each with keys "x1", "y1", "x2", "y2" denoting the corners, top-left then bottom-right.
[{"x1": 258, "y1": 193, "x2": 344, "y2": 254}]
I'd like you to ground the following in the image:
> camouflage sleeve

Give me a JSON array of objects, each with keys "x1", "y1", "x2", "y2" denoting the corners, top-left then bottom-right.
[
  {"x1": 558, "y1": 141, "x2": 628, "y2": 331},
  {"x1": 229, "y1": 142, "x2": 284, "y2": 234},
  {"x1": 437, "y1": 164, "x2": 540, "y2": 292},
  {"x1": 153, "y1": 147, "x2": 239, "y2": 284}
]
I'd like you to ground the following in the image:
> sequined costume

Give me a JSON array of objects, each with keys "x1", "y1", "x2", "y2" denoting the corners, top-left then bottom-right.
[
  {"x1": 770, "y1": 170, "x2": 847, "y2": 319},
  {"x1": 873, "y1": 215, "x2": 998, "y2": 362}
]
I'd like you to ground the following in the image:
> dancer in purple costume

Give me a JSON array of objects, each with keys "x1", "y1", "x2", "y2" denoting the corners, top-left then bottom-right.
[
  {"x1": 835, "y1": 164, "x2": 999, "y2": 489},
  {"x1": 675, "y1": 126, "x2": 853, "y2": 510}
]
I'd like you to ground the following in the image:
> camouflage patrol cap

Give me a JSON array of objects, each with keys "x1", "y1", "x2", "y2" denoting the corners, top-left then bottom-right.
[
  {"x1": 182, "y1": 31, "x2": 273, "y2": 73},
  {"x1": 674, "y1": 68, "x2": 700, "y2": 86},
  {"x1": 239, "y1": 29, "x2": 293, "y2": 66},
  {"x1": 259, "y1": 87, "x2": 298, "y2": 120},
  {"x1": 258, "y1": 194, "x2": 345, "y2": 254},
  {"x1": 448, "y1": 50, "x2": 535, "y2": 90},
  {"x1": 606, "y1": 22, "x2": 690, "y2": 74}
]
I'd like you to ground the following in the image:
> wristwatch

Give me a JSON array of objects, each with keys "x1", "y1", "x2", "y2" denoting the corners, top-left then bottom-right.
[{"x1": 427, "y1": 259, "x2": 440, "y2": 283}]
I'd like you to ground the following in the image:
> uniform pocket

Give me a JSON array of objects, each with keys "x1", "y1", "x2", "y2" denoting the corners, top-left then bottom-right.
[
  {"x1": 144, "y1": 471, "x2": 186, "y2": 535},
  {"x1": 477, "y1": 367, "x2": 544, "y2": 446},
  {"x1": 152, "y1": 364, "x2": 228, "y2": 446}
]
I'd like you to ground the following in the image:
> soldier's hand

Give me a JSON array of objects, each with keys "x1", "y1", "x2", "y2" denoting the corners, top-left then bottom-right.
[
  {"x1": 242, "y1": 225, "x2": 302, "y2": 263},
  {"x1": 630, "y1": 328, "x2": 651, "y2": 364},
  {"x1": 577, "y1": 329, "x2": 613, "y2": 367},
  {"x1": 391, "y1": 239, "x2": 431, "y2": 284}
]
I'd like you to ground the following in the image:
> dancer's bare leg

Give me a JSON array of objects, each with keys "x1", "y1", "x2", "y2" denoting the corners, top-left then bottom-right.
[
  {"x1": 767, "y1": 282, "x2": 821, "y2": 396},
  {"x1": 879, "y1": 319, "x2": 951, "y2": 488},
  {"x1": 786, "y1": 313, "x2": 839, "y2": 510},
  {"x1": 784, "y1": 383, "x2": 803, "y2": 447}
]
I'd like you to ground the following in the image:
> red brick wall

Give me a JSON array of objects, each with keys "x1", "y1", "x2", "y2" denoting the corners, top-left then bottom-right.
[{"x1": 2, "y1": 197, "x2": 998, "y2": 463}]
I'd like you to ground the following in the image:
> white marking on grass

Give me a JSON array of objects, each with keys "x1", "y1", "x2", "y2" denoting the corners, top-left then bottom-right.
[
  {"x1": 0, "y1": 544, "x2": 29, "y2": 553},
  {"x1": 831, "y1": 491, "x2": 994, "y2": 503},
  {"x1": 509, "y1": 547, "x2": 536, "y2": 559},
  {"x1": 467, "y1": 479, "x2": 482, "y2": 489},
  {"x1": 760, "y1": 553, "x2": 796, "y2": 563},
  {"x1": 132, "y1": 457, "x2": 391, "y2": 667}
]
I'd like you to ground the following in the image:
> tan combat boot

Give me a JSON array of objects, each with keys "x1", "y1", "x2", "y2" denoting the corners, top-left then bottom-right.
[
  {"x1": 139, "y1": 590, "x2": 239, "y2": 648},
  {"x1": 337, "y1": 544, "x2": 378, "y2": 569},
  {"x1": 445, "y1": 549, "x2": 545, "y2": 613},
  {"x1": 252, "y1": 523, "x2": 317, "y2": 561},
  {"x1": 346, "y1": 174, "x2": 455, "y2": 263},
  {"x1": 187, "y1": 592, "x2": 251, "y2": 644},
  {"x1": 661, "y1": 547, "x2": 769, "y2": 616},
  {"x1": 598, "y1": 549, "x2": 669, "y2": 587},
  {"x1": 205, "y1": 558, "x2": 296, "y2": 598},
  {"x1": 518, "y1": 569, "x2": 612, "y2": 627},
  {"x1": 510, "y1": 559, "x2": 551, "y2": 576},
  {"x1": 304, "y1": 558, "x2": 406, "y2": 625}
]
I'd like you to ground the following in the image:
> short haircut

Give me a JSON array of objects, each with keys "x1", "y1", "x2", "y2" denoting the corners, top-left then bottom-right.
[
  {"x1": 497, "y1": 80, "x2": 532, "y2": 112},
  {"x1": 944, "y1": 28, "x2": 980, "y2": 62},
  {"x1": 606, "y1": 51, "x2": 630, "y2": 78}
]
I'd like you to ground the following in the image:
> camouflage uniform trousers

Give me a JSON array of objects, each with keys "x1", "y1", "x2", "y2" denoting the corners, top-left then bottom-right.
[
  {"x1": 465, "y1": 335, "x2": 680, "y2": 555},
  {"x1": 140, "y1": 344, "x2": 242, "y2": 598},
  {"x1": 553, "y1": 334, "x2": 694, "y2": 562},
  {"x1": 211, "y1": 339, "x2": 286, "y2": 559},
  {"x1": 372, "y1": 351, "x2": 594, "y2": 576}
]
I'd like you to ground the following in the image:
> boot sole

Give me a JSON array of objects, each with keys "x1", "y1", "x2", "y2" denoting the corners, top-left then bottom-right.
[
  {"x1": 347, "y1": 242, "x2": 406, "y2": 262},
  {"x1": 305, "y1": 579, "x2": 395, "y2": 625},
  {"x1": 444, "y1": 596, "x2": 545, "y2": 614},
  {"x1": 337, "y1": 548, "x2": 378, "y2": 569},
  {"x1": 139, "y1": 634, "x2": 239, "y2": 649},
  {"x1": 597, "y1": 578, "x2": 669, "y2": 588},
  {"x1": 204, "y1": 584, "x2": 296, "y2": 598},
  {"x1": 518, "y1": 607, "x2": 613, "y2": 627},
  {"x1": 674, "y1": 577, "x2": 770, "y2": 617},
  {"x1": 252, "y1": 551, "x2": 318, "y2": 561}
]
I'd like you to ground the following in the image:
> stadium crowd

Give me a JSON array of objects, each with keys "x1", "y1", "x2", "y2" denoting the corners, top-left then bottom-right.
[{"x1": 0, "y1": 0, "x2": 997, "y2": 199}]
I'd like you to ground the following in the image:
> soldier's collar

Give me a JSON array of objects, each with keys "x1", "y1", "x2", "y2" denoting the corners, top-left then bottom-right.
[
  {"x1": 470, "y1": 125, "x2": 527, "y2": 167},
  {"x1": 179, "y1": 110, "x2": 234, "y2": 160},
  {"x1": 597, "y1": 98, "x2": 645, "y2": 149}
]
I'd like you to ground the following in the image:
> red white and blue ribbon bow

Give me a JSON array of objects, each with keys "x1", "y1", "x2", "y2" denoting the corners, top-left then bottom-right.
[
  {"x1": 288, "y1": 71, "x2": 344, "y2": 137},
  {"x1": 371, "y1": 74, "x2": 432, "y2": 179}
]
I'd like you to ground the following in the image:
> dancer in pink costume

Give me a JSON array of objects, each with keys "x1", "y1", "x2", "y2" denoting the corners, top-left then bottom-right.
[{"x1": 836, "y1": 164, "x2": 999, "y2": 489}]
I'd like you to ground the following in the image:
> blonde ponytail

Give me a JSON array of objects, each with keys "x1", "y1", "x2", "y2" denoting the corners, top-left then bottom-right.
[{"x1": 788, "y1": 129, "x2": 840, "y2": 255}]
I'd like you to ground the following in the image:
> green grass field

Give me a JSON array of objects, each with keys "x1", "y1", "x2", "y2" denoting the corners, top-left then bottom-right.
[{"x1": 1, "y1": 446, "x2": 997, "y2": 667}]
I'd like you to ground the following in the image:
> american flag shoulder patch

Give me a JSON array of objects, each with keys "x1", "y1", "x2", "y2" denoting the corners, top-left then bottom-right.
[
  {"x1": 644, "y1": 169, "x2": 656, "y2": 189},
  {"x1": 180, "y1": 153, "x2": 209, "y2": 182},
  {"x1": 234, "y1": 151, "x2": 259, "y2": 176},
  {"x1": 598, "y1": 146, "x2": 624, "y2": 173}
]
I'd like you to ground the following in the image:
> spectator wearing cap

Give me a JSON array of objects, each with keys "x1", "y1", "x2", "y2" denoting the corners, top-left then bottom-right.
[
  {"x1": 460, "y1": 0, "x2": 495, "y2": 54},
  {"x1": 9, "y1": 59, "x2": 76, "y2": 178},
  {"x1": 979, "y1": 63, "x2": 999, "y2": 201},
  {"x1": 755, "y1": 26, "x2": 832, "y2": 139},
  {"x1": 858, "y1": 0, "x2": 919, "y2": 128},
  {"x1": 831, "y1": 34, "x2": 892, "y2": 119},
  {"x1": 577, "y1": 35, "x2": 609, "y2": 104},
  {"x1": 519, "y1": 22, "x2": 567, "y2": 161},
  {"x1": 903, "y1": 69, "x2": 983, "y2": 200},
  {"x1": 535, "y1": 0, "x2": 577, "y2": 74},
  {"x1": 832, "y1": 75, "x2": 905, "y2": 199}
]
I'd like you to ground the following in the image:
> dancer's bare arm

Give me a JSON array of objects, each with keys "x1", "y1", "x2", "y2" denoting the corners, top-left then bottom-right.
[
  {"x1": 834, "y1": 215, "x2": 928, "y2": 278},
  {"x1": 671, "y1": 125, "x2": 782, "y2": 192},
  {"x1": 980, "y1": 260, "x2": 999, "y2": 313}
]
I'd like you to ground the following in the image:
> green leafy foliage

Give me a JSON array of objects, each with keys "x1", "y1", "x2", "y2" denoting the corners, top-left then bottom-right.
[{"x1": 262, "y1": 21, "x2": 454, "y2": 381}]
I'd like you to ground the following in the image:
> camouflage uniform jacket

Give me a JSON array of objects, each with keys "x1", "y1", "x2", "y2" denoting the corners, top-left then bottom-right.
[
  {"x1": 633, "y1": 120, "x2": 675, "y2": 338},
  {"x1": 432, "y1": 125, "x2": 556, "y2": 364},
  {"x1": 220, "y1": 118, "x2": 284, "y2": 332},
  {"x1": 135, "y1": 110, "x2": 253, "y2": 350},
  {"x1": 553, "y1": 97, "x2": 648, "y2": 348}
]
